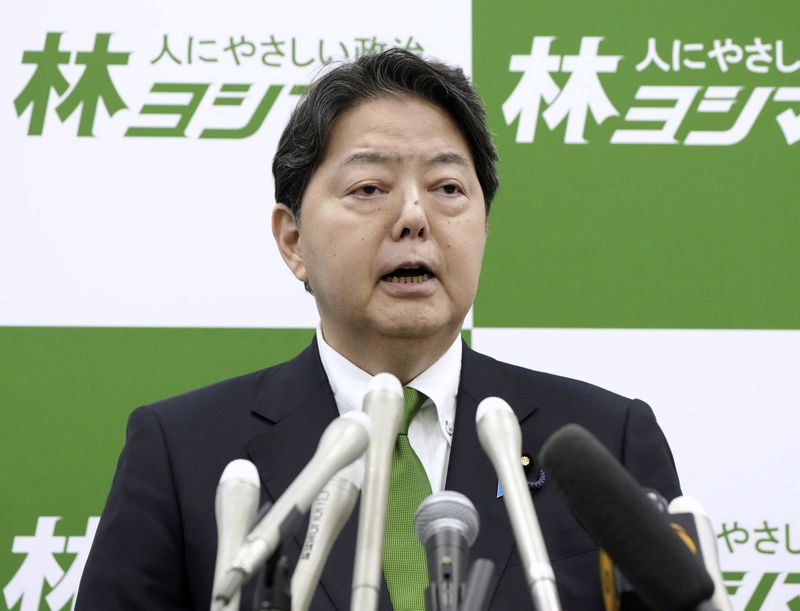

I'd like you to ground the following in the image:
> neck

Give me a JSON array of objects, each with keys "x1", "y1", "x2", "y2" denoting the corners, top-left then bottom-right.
[{"x1": 320, "y1": 326, "x2": 459, "y2": 385}]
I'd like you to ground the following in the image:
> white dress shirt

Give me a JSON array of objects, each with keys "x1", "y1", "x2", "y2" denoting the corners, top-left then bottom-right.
[{"x1": 316, "y1": 324, "x2": 461, "y2": 492}]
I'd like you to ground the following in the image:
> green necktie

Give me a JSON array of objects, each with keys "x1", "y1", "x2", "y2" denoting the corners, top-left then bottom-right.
[{"x1": 383, "y1": 387, "x2": 433, "y2": 611}]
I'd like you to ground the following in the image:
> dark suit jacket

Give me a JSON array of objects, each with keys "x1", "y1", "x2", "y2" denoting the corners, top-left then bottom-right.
[{"x1": 76, "y1": 339, "x2": 681, "y2": 610}]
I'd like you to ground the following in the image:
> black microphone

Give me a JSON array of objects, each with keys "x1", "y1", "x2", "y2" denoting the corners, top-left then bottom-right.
[
  {"x1": 539, "y1": 424, "x2": 717, "y2": 611},
  {"x1": 413, "y1": 491, "x2": 480, "y2": 611},
  {"x1": 599, "y1": 489, "x2": 670, "y2": 610},
  {"x1": 602, "y1": 490, "x2": 733, "y2": 611}
]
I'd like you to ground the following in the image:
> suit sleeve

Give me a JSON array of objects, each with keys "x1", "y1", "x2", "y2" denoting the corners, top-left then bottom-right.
[
  {"x1": 620, "y1": 398, "x2": 682, "y2": 502},
  {"x1": 75, "y1": 405, "x2": 192, "y2": 610}
]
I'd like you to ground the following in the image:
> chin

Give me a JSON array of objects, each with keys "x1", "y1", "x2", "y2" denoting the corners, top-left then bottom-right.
[{"x1": 375, "y1": 316, "x2": 460, "y2": 342}]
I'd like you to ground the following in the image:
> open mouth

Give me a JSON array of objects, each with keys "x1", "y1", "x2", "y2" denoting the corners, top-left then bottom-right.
[{"x1": 381, "y1": 266, "x2": 434, "y2": 284}]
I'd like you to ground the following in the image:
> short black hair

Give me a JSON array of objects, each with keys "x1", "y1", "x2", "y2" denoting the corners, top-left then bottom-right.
[{"x1": 272, "y1": 48, "x2": 499, "y2": 220}]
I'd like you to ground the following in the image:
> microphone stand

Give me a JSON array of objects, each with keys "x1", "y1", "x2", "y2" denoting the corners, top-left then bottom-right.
[
  {"x1": 250, "y1": 506, "x2": 306, "y2": 611},
  {"x1": 458, "y1": 558, "x2": 495, "y2": 611},
  {"x1": 252, "y1": 551, "x2": 291, "y2": 611},
  {"x1": 423, "y1": 555, "x2": 494, "y2": 611}
]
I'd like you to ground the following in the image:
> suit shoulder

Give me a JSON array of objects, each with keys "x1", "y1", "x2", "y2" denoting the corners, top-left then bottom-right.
[
  {"x1": 148, "y1": 366, "x2": 271, "y2": 413},
  {"x1": 139, "y1": 339, "x2": 324, "y2": 428},
  {"x1": 140, "y1": 347, "x2": 313, "y2": 430},
  {"x1": 467, "y1": 348, "x2": 633, "y2": 412}
]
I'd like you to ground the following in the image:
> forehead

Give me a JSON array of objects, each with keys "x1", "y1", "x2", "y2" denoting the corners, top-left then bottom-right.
[{"x1": 320, "y1": 96, "x2": 475, "y2": 168}]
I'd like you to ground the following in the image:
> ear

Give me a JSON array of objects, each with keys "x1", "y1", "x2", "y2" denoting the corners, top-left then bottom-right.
[{"x1": 272, "y1": 203, "x2": 308, "y2": 283}]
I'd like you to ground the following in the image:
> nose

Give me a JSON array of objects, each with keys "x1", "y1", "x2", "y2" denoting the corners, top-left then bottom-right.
[{"x1": 391, "y1": 192, "x2": 429, "y2": 241}]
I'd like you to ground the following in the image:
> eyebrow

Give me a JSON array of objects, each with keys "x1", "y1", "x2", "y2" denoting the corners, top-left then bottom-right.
[
  {"x1": 341, "y1": 151, "x2": 470, "y2": 168},
  {"x1": 342, "y1": 151, "x2": 402, "y2": 166},
  {"x1": 425, "y1": 152, "x2": 470, "y2": 169}
]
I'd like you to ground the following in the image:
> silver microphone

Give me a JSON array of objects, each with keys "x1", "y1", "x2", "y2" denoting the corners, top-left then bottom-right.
[
  {"x1": 210, "y1": 459, "x2": 260, "y2": 611},
  {"x1": 350, "y1": 373, "x2": 404, "y2": 611},
  {"x1": 215, "y1": 411, "x2": 371, "y2": 605},
  {"x1": 291, "y1": 459, "x2": 364, "y2": 611},
  {"x1": 414, "y1": 491, "x2": 480, "y2": 611},
  {"x1": 476, "y1": 397, "x2": 561, "y2": 611}
]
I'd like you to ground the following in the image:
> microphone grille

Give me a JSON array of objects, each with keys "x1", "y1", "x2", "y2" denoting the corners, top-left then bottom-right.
[{"x1": 414, "y1": 491, "x2": 480, "y2": 546}]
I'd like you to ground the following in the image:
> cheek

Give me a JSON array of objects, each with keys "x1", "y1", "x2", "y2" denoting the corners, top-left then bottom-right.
[
  {"x1": 299, "y1": 235, "x2": 336, "y2": 291},
  {"x1": 308, "y1": 234, "x2": 375, "y2": 294},
  {"x1": 445, "y1": 223, "x2": 486, "y2": 290}
]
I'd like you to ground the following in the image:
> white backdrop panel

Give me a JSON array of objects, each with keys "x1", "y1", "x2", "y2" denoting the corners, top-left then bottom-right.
[
  {"x1": 472, "y1": 327, "x2": 800, "y2": 580},
  {"x1": 0, "y1": 0, "x2": 471, "y2": 327}
]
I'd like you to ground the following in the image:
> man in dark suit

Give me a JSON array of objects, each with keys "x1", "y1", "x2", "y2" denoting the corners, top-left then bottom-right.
[{"x1": 76, "y1": 49, "x2": 680, "y2": 610}]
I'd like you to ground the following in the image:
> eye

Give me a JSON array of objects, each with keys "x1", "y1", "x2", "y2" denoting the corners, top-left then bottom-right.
[
  {"x1": 435, "y1": 182, "x2": 465, "y2": 196},
  {"x1": 349, "y1": 183, "x2": 386, "y2": 198}
]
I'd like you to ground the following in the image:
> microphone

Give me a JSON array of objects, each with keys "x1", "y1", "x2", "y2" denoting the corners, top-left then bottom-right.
[
  {"x1": 210, "y1": 459, "x2": 261, "y2": 611},
  {"x1": 413, "y1": 490, "x2": 480, "y2": 611},
  {"x1": 291, "y1": 459, "x2": 364, "y2": 611},
  {"x1": 475, "y1": 397, "x2": 562, "y2": 611},
  {"x1": 599, "y1": 488, "x2": 670, "y2": 610},
  {"x1": 215, "y1": 411, "x2": 371, "y2": 605},
  {"x1": 539, "y1": 424, "x2": 716, "y2": 611},
  {"x1": 668, "y1": 496, "x2": 734, "y2": 611},
  {"x1": 351, "y1": 373, "x2": 404, "y2": 611}
]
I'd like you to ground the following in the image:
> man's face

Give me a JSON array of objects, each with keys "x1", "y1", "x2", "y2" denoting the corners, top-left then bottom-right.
[{"x1": 275, "y1": 96, "x2": 487, "y2": 352}]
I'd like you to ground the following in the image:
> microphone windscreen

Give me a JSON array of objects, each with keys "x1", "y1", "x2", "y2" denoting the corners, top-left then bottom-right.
[
  {"x1": 539, "y1": 424, "x2": 714, "y2": 611},
  {"x1": 218, "y1": 459, "x2": 260, "y2": 488}
]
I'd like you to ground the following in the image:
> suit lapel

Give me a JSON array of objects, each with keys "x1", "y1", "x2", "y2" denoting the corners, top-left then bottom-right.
[
  {"x1": 246, "y1": 340, "x2": 337, "y2": 504},
  {"x1": 242, "y1": 340, "x2": 547, "y2": 610},
  {"x1": 446, "y1": 343, "x2": 540, "y2": 604},
  {"x1": 244, "y1": 339, "x2": 391, "y2": 611}
]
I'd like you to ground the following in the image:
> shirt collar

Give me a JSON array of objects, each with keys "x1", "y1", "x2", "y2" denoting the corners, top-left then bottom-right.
[
  {"x1": 316, "y1": 324, "x2": 373, "y2": 416},
  {"x1": 316, "y1": 323, "x2": 461, "y2": 439}
]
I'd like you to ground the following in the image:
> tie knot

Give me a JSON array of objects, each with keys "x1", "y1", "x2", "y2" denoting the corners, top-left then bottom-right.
[{"x1": 400, "y1": 387, "x2": 427, "y2": 434}]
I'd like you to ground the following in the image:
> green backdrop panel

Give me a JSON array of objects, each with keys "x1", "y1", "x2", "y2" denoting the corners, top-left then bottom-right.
[
  {"x1": 472, "y1": 0, "x2": 799, "y2": 329},
  {"x1": 0, "y1": 325, "x2": 315, "y2": 598}
]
